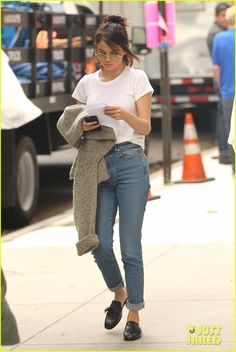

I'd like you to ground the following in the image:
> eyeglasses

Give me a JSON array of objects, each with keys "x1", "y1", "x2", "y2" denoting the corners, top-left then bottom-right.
[{"x1": 95, "y1": 50, "x2": 123, "y2": 61}]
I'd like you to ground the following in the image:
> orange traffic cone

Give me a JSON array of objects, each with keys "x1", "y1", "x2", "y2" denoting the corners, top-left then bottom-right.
[
  {"x1": 176, "y1": 113, "x2": 215, "y2": 183},
  {"x1": 148, "y1": 189, "x2": 161, "y2": 201}
]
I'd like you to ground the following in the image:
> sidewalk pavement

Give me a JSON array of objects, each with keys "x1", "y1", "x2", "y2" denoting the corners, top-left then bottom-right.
[{"x1": 1, "y1": 147, "x2": 235, "y2": 351}]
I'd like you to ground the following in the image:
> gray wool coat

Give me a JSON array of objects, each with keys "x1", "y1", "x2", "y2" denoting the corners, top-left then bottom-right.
[{"x1": 57, "y1": 104, "x2": 116, "y2": 256}]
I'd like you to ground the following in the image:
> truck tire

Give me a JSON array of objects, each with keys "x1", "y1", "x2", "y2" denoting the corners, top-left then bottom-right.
[{"x1": 11, "y1": 136, "x2": 39, "y2": 226}]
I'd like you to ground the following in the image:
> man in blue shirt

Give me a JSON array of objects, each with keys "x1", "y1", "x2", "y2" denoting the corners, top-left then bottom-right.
[
  {"x1": 212, "y1": 5, "x2": 235, "y2": 167},
  {"x1": 207, "y1": 3, "x2": 230, "y2": 164},
  {"x1": 207, "y1": 2, "x2": 230, "y2": 55}
]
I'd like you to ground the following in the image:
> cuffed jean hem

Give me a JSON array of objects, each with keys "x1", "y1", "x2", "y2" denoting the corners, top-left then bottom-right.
[
  {"x1": 109, "y1": 280, "x2": 124, "y2": 292},
  {"x1": 126, "y1": 301, "x2": 145, "y2": 311}
]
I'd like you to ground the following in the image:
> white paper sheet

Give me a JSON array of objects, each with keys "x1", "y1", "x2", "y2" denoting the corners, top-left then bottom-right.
[{"x1": 86, "y1": 103, "x2": 108, "y2": 121}]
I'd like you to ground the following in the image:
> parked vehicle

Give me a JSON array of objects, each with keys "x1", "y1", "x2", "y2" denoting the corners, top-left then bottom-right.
[
  {"x1": 1, "y1": 1, "x2": 100, "y2": 225},
  {"x1": 1, "y1": 1, "x2": 218, "y2": 225}
]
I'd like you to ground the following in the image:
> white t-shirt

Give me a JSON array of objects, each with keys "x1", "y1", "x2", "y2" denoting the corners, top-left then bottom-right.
[
  {"x1": 228, "y1": 98, "x2": 235, "y2": 151},
  {"x1": 72, "y1": 66, "x2": 153, "y2": 148}
]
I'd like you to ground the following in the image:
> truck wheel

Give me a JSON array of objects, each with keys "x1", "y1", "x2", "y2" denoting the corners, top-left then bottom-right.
[{"x1": 12, "y1": 136, "x2": 39, "y2": 226}]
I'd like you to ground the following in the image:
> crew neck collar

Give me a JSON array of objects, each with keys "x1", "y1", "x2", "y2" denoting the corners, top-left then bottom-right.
[{"x1": 96, "y1": 66, "x2": 128, "y2": 84}]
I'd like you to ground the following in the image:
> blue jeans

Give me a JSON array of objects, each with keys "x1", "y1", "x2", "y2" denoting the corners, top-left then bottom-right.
[{"x1": 92, "y1": 142, "x2": 150, "y2": 311}]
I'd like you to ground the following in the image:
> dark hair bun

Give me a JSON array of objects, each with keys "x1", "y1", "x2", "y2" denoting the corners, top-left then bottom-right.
[{"x1": 104, "y1": 15, "x2": 127, "y2": 27}]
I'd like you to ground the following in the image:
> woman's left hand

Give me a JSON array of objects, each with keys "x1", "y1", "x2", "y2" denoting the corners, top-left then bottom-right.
[{"x1": 104, "y1": 106, "x2": 126, "y2": 120}]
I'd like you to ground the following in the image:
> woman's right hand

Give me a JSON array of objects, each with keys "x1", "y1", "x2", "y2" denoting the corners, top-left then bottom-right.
[{"x1": 81, "y1": 120, "x2": 100, "y2": 132}]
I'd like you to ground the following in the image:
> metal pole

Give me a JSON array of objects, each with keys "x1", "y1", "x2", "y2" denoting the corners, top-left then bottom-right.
[
  {"x1": 158, "y1": 1, "x2": 172, "y2": 184},
  {"x1": 99, "y1": 1, "x2": 103, "y2": 16}
]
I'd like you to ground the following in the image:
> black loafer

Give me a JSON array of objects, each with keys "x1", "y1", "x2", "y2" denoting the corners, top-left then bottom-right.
[
  {"x1": 123, "y1": 321, "x2": 142, "y2": 341},
  {"x1": 104, "y1": 299, "x2": 127, "y2": 330}
]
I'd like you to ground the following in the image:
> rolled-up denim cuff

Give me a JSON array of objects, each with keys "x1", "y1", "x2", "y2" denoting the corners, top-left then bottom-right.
[
  {"x1": 109, "y1": 279, "x2": 124, "y2": 292},
  {"x1": 126, "y1": 301, "x2": 145, "y2": 311}
]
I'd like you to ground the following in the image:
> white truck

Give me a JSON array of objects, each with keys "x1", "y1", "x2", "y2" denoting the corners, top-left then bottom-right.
[
  {"x1": 1, "y1": 1, "x2": 218, "y2": 226},
  {"x1": 1, "y1": 1, "x2": 99, "y2": 226}
]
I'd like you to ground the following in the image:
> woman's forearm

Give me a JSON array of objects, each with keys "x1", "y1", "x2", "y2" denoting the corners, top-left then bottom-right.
[{"x1": 122, "y1": 110, "x2": 151, "y2": 135}]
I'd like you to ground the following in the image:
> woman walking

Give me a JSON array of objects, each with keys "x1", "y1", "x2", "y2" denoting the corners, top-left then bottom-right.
[{"x1": 72, "y1": 15, "x2": 153, "y2": 341}]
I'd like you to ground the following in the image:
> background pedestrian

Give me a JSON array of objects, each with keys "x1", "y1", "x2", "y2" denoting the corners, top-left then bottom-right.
[
  {"x1": 206, "y1": 2, "x2": 230, "y2": 163},
  {"x1": 212, "y1": 5, "x2": 235, "y2": 168}
]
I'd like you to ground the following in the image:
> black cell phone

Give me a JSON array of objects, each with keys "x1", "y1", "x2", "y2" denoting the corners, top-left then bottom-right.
[{"x1": 84, "y1": 115, "x2": 101, "y2": 130}]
